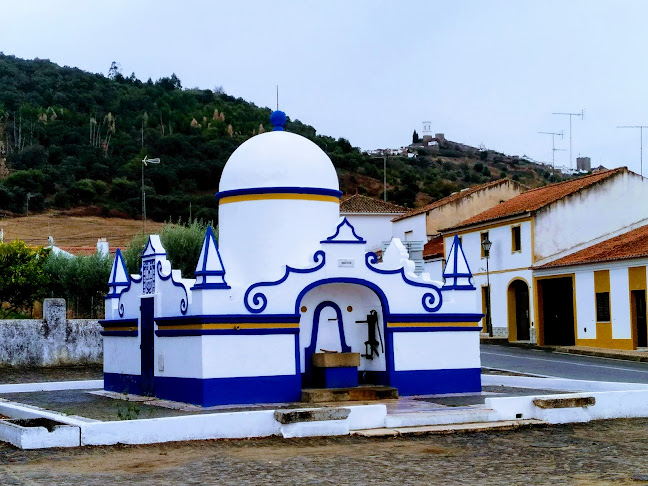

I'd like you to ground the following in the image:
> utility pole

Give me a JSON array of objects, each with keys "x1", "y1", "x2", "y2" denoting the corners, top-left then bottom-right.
[
  {"x1": 141, "y1": 156, "x2": 161, "y2": 233},
  {"x1": 538, "y1": 131, "x2": 564, "y2": 181},
  {"x1": 617, "y1": 125, "x2": 648, "y2": 177},
  {"x1": 552, "y1": 109, "x2": 584, "y2": 169}
]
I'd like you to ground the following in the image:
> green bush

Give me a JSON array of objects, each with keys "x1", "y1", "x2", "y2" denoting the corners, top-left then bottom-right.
[
  {"x1": 44, "y1": 251, "x2": 113, "y2": 318},
  {"x1": 0, "y1": 241, "x2": 50, "y2": 318},
  {"x1": 123, "y1": 219, "x2": 215, "y2": 278}
]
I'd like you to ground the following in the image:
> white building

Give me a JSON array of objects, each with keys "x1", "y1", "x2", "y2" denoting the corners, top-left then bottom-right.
[
  {"x1": 100, "y1": 111, "x2": 483, "y2": 406},
  {"x1": 440, "y1": 167, "x2": 648, "y2": 348},
  {"x1": 339, "y1": 194, "x2": 406, "y2": 252}
]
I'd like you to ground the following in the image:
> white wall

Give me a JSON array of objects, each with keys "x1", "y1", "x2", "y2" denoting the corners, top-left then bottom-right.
[
  {"x1": 535, "y1": 171, "x2": 648, "y2": 261},
  {"x1": 392, "y1": 331, "x2": 480, "y2": 371},
  {"x1": 219, "y1": 198, "x2": 340, "y2": 288},
  {"x1": 342, "y1": 213, "x2": 399, "y2": 252},
  {"x1": 445, "y1": 221, "x2": 534, "y2": 337},
  {"x1": 392, "y1": 213, "x2": 426, "y2": 243}
]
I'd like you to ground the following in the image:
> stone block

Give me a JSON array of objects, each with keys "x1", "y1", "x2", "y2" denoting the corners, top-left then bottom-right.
[
  {"x1": 533, "y1": 397, "x2": 596, "y2": 409},
  {"x1": 274, "y1": 407, "x2": 350, "y2": 424},
  {"x1": 312, "y1": 352, "x2": 360, "y2": 368}
]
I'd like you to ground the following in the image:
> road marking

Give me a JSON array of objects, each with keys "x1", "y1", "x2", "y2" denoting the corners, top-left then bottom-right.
[{"x1": 481, "y1": 351, "x2": 648, "y2": 374}]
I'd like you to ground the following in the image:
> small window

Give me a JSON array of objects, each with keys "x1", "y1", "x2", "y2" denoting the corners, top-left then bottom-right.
[
  {"x1": 480, "y1": 231, "x2": 489, "y2": 258},
  {"x1": 404, "y1": 230, "x2": 413, "y2": 242},
  {"x1": 512, "y1": 226, "x2": 522, "y2": 252},
  {"x1": 596, "y1": 292, "x2": 610, "y2": 322}
]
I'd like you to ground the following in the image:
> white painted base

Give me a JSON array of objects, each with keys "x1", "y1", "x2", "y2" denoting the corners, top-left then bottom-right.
[
  {"x1": 280, "y1": 421, "x2": 349, "y2": 438},
  {"x1": 0, "y1": 420, "x2": 80, "y2": 449}
]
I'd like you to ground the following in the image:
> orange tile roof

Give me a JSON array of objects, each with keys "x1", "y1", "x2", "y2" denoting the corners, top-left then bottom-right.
[
  {"x1": 423, "y1": 235, "x2": 444, "y2": 260},
  {"x1": 538, "y1": 224, "x2": 648, "y2": 269},
  {"x1": 340, "y1": 194, "x2": 407, "y2": 214},
  {"x1": 443, "y1": 168, "x2": 626, "y2": 231},
  {"x1": 392, "y1": 179, "x2": 517, "y2": 222}
]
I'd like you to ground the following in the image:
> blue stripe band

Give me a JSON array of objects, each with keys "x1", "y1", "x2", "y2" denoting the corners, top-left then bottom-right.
[
  {"x1": 155, "y1": 314, "x2": 301, "y2": 325},
  {"x1": 215, "y1": 186, "x2": 343, "y2": 201},
  {"x1": 387, "y1": 326, "x2": 482, "y2": 332},
  {"x1": 156, "y1": 328, "x2": 300, "y2": 336}
]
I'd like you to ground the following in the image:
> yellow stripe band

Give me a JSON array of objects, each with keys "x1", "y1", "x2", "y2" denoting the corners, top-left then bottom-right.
[
  {"x1": 219, "y1": 193, "x2": 340, "y2": 205},
  {"x1": 103, "y1": 326, "x2": 138, "y2": 332},
  {"x1": 388, "y1": 322, "x2": 477, "y2": 328},
  {"x1": 156, "y1": 323, "x2": 300, "y2": 331}
]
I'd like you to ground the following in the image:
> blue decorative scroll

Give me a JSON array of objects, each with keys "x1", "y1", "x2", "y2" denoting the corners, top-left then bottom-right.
[
  {"x1": 365, "y1": 252, "x2": 443, "y2": 312},
  {"x1": 244, "y1": 250, "x2": 326, "y2": 313}
]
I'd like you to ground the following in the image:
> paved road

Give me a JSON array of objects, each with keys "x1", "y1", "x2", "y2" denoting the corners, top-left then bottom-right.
[{"x1": 481, "y1": 344, "x2": 648, "y2": 384}]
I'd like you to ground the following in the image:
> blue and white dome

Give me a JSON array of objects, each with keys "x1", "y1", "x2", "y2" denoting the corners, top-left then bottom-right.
[{"x1": 217, "y1": 112, "x2": 339, "y2": 195}]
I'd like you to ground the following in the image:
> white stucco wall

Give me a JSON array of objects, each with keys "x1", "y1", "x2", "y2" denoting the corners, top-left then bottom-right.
[
  {"x1": 535, "y1": 171, "x2": 648, "y2": 261},
  {"x1": 445, "y1": 221, "x2": 534, "y2": 338},
  {"x1": 342, "y1": 213, "x2": 402, "y2": 252},
  {"x1": 392, "y1": 213, "x2": 427, "y2": 243}
]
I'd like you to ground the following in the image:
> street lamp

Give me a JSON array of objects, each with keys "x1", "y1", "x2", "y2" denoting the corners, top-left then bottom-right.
[
  {"x1": 141, "y1": 156, "x2": 160, "y2": 233},
  {"x1": 481, "y1": 236, "x2": 493, "y2": 337}
]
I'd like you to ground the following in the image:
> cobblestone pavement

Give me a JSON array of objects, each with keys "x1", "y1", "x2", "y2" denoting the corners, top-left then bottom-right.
[{"x1": 2, "y1": 418, "x2": 648, "y2": 485}]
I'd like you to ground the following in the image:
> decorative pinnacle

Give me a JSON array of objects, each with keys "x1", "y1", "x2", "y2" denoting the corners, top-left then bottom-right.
[{"x1": 270, "y1": 110, "x2": 286, "y2": 131}]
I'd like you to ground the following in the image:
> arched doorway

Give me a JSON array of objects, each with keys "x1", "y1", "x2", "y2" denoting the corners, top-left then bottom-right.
[
  {"x1": 507, "y1": 279, "x2": 530, "y2": 341},
  {"x1": 296, "y1": 281, "x2": 388, "y2": 386}
]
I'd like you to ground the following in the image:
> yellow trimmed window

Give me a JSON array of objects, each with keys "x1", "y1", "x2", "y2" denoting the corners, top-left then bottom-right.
[
  {"x1": 511, "y1": 226, "x2": 522, "y2": 252},
  {"x1": 480, "y1": 231, "x2": 489, "y2": 258}
]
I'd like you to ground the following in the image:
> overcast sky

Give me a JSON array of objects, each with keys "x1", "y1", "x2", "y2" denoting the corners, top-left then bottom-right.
[{"x1": 2, "y1": 1, "x2": 648, "y2": 174}]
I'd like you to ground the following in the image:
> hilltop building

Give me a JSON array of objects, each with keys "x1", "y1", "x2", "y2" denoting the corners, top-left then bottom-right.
[{"x1": 101, "y1": 112, "x2": 483, "y2": 406}]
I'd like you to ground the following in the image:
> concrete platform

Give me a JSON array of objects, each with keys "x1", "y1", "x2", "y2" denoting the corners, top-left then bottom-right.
[{"x1": 2, "y1": 374, "x2": 648, "y2": 448}]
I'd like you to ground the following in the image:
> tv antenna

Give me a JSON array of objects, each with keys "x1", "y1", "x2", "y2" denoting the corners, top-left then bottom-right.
[
  {"x1": 552, "y1": 109, "x2": 584, "y2": 169},
  {"x1": 617, "y1": 125, "x2": 648, "y2": 177},
  {"x1": 538, "y1": 131, "x2": 565, "y2": 181},
  {"x1": 276, "y1": 85, "x2": 279, "y2": 111}
]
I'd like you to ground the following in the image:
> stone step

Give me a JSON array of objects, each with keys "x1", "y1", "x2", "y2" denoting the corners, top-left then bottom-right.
[
  {"x1": 384, "y1": 407, "x2": 497, "y2": 428},
  {"x1": 352, "y1": 419, "x2": 546, "y2": 437},
  {"x1": 301, "y1": 385, "x2": 398, "y2": 403}
]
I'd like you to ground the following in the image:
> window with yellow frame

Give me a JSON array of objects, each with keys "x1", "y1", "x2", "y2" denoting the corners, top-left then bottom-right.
[
  {"x1": 480, "y1": 231, "x2": 489, "y2": 258},
  {"x1": 511, "y1": 225, "x2": 522, "y2": 252}
]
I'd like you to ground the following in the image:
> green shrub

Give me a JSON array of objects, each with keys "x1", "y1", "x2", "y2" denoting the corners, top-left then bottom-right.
[
  {"x1": 0, "y1": 241, "x2": 50, "y2": 318},
  {"x1": 123, "y1": 219, "x2": 215, "y2": 278}
]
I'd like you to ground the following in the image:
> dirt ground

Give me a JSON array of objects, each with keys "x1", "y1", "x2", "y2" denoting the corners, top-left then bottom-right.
[
  {"x1": 0, "y1": 210, "x2": 163, "y2": 248},
  {"x1": 2, "y1": 418, "x2": 648, "y2": 485}
]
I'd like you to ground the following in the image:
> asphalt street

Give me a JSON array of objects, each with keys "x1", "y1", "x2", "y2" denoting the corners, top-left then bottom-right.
[{"x1": 481, "y1": 344, "x2": 648, "y2": 384}]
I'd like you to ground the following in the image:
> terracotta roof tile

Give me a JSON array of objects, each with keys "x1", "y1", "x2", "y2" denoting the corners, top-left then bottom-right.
[
  {"x1": 423, "y1": 235, "x2": 444, "y2": 260},
  {"x1": 538, "y1": 224, "x2": 648, "y2": 269},
  {"x1": 340, "y1": 194, "x2": 407, "y2": 214},
  {"x1": 392, "y1": 179, "x2": 516, "y2": 222},
  {"x1": 443, "y1": 168, "x2": 626, "y2": 231}
]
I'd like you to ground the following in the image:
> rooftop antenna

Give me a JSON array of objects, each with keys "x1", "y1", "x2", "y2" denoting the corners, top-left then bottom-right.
[
  {"x1": 538, "y1": 130, "x2": 565, "y2": 181},
  {"x1": 552, "y1": 109, "x2": 584, "y2": 169},
  {"x1": 617, "y1": 125, "x2": 648, "y2": 177},
  {"x1": 276, "y1": 85, "x2": 279, "y2": 111}
]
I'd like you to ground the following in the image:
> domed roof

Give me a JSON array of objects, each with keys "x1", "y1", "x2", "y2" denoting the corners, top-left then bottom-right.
[{"x1": 218, "y1": 114, "x2": 339, "y2": 194}]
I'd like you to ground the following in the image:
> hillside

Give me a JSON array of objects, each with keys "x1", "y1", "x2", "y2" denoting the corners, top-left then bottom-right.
[
  {"x1": 0, "y1": 53, "x2": 578, "y2": 222},
  {"x1": 0, "y1": 209, "x2": 163, "y2": 249}
]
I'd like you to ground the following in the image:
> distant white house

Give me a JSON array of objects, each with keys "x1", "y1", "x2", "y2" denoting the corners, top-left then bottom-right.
[
  {"x1": 391, "y1": 179, "x2": 524, "y2": 276},
  {"x1": 339, "y1": 194, "x2": 407, "y2": 252}
]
